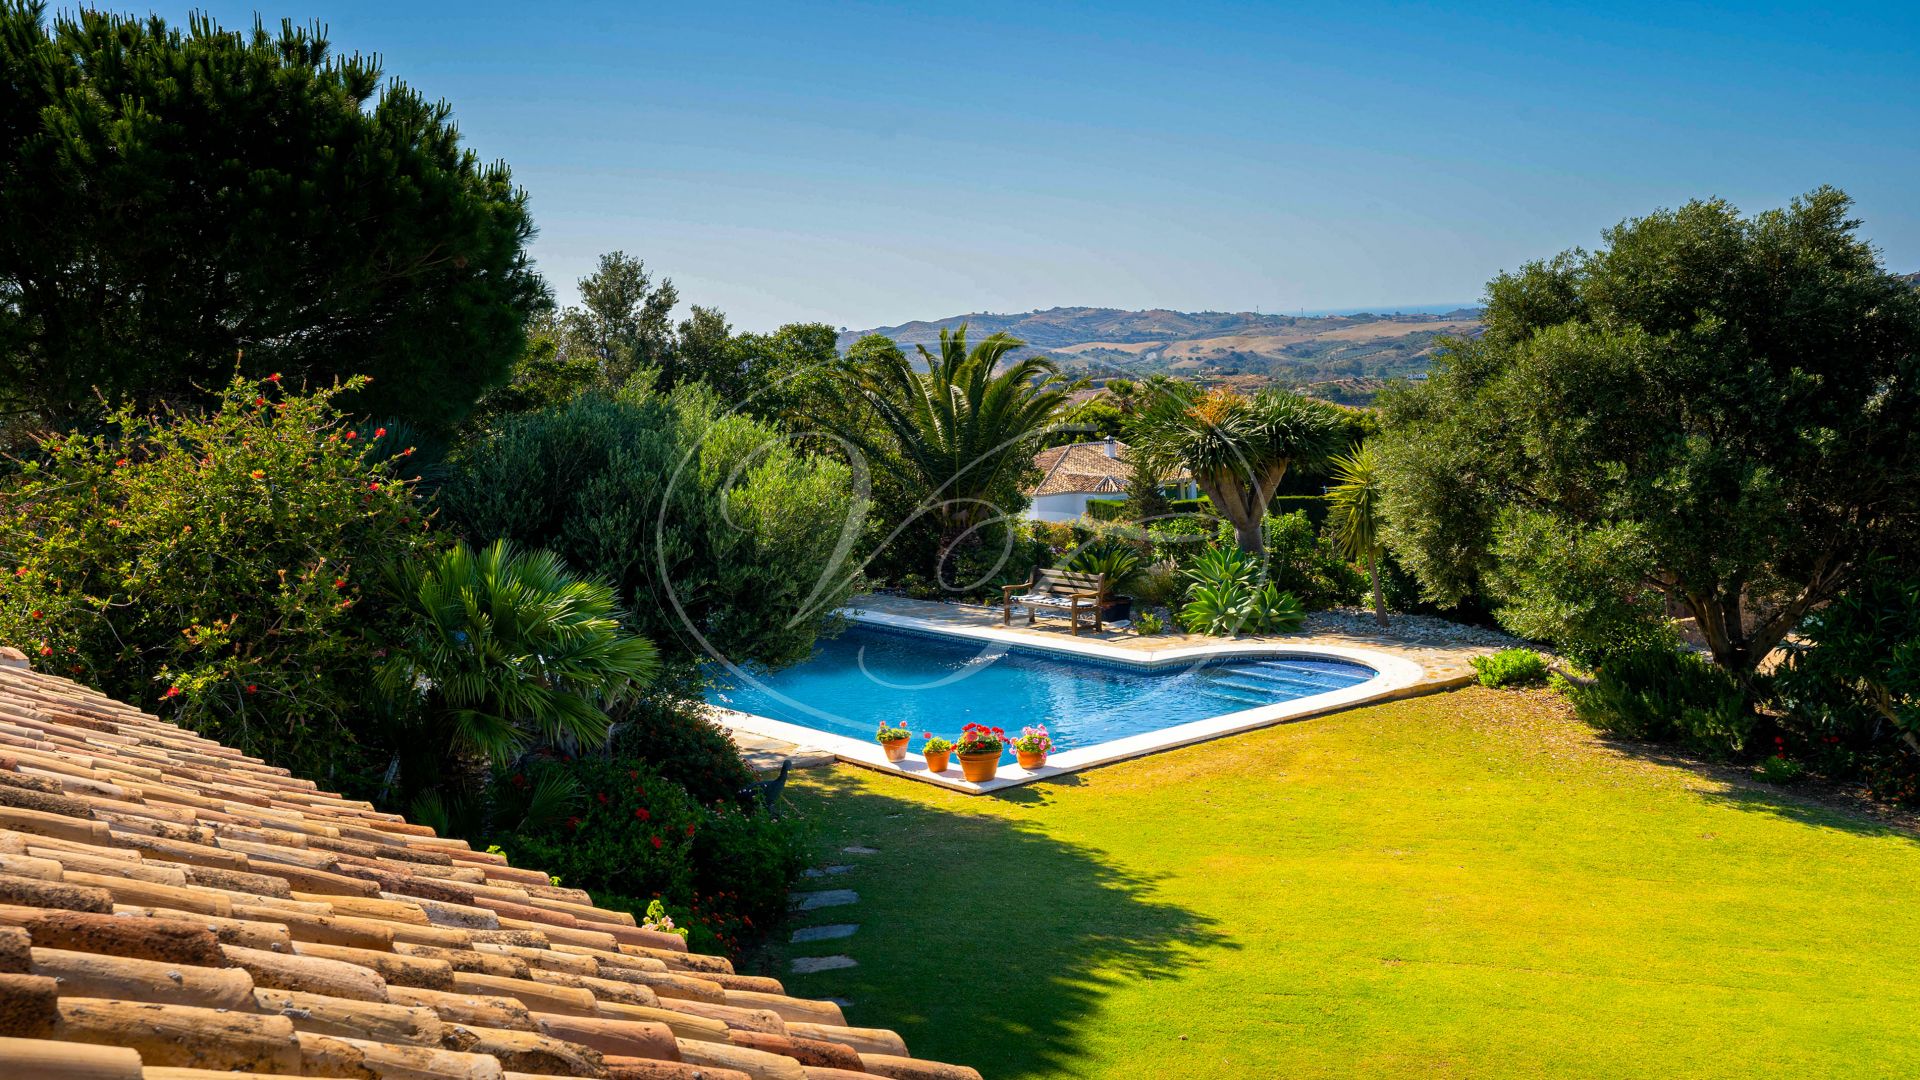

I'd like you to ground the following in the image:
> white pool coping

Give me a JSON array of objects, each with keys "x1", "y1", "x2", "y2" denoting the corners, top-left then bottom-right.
[{"x1": 710, "y1": 607, "x2": 1444, "y2": 795}]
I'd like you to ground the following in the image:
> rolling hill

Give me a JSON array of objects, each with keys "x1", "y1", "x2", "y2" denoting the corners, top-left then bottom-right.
[{"x1": 839, "y1": 306, "x2": 1481, "y2": 402}]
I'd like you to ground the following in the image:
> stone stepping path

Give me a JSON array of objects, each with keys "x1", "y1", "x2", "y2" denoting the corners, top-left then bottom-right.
[
  {"x1": 791, "y1": 923, "x2": 858, "y2": 943},
  {"x1": 841, "y1": 845, "x2": 879, "y2": 855},
  {"x1": 791, "y1": 955, "x2": 858, "y2": 975},
  {"x1": 802, "y1": 865, "x2": 852, "y2": 878},
  {"x1": 790, "y1": 888, "x2": 858, "y2": 911}
]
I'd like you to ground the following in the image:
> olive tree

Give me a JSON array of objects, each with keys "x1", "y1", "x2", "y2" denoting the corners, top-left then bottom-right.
[{"x1": 1377, "y1": 187, "x2": 1920, "y2": 688}]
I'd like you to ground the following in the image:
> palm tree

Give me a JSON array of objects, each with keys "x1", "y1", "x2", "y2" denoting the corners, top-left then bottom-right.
[
  {"x1": 1327, "y1": 442, "x2": 1388, "y2": 627},
  {"x1": 1130, "y1": 383, "x2": 1342, "y2": 555},
  {"x1": 1105, "y1": 377, "x2": 1140, "y2": 416},
  {"x1": 853, "y1": 324, "x2": 1076, "y2": 563},
  {"x1": 377, "y1": 540, "x2": 659, "y2": 795}
]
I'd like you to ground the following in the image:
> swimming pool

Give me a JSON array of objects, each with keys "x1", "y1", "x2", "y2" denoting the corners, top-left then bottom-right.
[{"x1": 707, "y1": 622, "x2": 1377, "y2": 760}]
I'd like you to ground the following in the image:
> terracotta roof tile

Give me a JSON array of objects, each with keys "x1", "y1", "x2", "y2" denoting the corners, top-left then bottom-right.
[
  {"x1": 0, "y1": 662, "x2": 984, "y2": 1080},
  {"x1": 1027, "y1": 439, "x2": 1188, "y2": 497}
]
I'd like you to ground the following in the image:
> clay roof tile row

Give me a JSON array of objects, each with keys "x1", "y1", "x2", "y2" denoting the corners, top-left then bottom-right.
[{"x1": 0, "y1": 650, "x2": 981, "y2": 1080}]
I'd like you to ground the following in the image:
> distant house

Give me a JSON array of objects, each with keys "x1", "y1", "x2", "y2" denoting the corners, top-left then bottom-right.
[{"x1": 1025, "y1": 437, "x2": 1194, "y2": 522}]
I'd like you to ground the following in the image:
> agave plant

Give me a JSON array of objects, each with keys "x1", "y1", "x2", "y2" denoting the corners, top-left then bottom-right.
[
  {"x1": 1180, "y1": 582, "x2": 1254, "y2": 636},
  {"x1": 377, "y1": 540, "x2": 660, "y2": 796},
  {"x1": 1247, "y1": 582, "x2": 1306, "y2": 633},
  {"x1": 1182, "y1": 543, "x2": 1259, "y2": 592}
]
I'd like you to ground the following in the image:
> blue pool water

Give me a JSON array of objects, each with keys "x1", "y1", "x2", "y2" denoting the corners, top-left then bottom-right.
[{"x1": 706, "y1": 623, "x2": 1375, "y2": 758}]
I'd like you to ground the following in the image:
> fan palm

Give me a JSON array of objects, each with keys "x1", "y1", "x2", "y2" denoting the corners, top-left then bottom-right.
[
  {"x1": 1131, "y1": 383, "x2": 1342, "y2": 555},
  {"x1": 1327, "y1": 441, "x2": 1388, "y2": 627},
  {"x1": 853, "y1": 324, "x2": 1076, "y2": 558},
  {"x1": 378, "y1": 540, "x2": 659, "y2": 792}
]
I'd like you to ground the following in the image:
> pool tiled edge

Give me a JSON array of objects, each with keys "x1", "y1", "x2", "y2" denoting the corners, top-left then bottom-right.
[{"x1": 710, "y1": 608, "x2": 1458, "y2": 795}]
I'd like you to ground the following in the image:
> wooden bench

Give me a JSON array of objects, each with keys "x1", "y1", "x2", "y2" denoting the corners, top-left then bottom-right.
[{"x1": 1002, "y1": 569, "x2": 1109, "y2": 635}]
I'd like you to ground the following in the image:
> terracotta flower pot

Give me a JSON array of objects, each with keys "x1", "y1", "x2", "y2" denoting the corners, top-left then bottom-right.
[
  {"x1": 958, "y1": 751, "x2": 1000, "y2": 783},
  {"x1": 1016, "y1": 749, "x2": 1048, "y2": 770},
  {"x1": 923, "y1": 748, "x2": 951, "y2": 773},
  {"x1": 880, "y1": 738, "x2": 909, "y2": 763}
]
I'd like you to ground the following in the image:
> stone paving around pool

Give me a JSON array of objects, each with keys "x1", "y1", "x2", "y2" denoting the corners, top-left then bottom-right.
[{"x1": 720, "y1": 594, "x2": 1502, "y2": 790}]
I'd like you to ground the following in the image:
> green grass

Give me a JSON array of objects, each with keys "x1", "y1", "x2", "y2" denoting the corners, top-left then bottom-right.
[{"x1": 762, "y1": 688, "x2": 1920, "y2": 1079}]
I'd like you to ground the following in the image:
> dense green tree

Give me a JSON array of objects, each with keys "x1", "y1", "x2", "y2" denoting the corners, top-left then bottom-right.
[
  {"x1": 1377, "y1": 188, "x2": 1920, "y2": 689},
  {"x1": 674, "y1": 306, "x2": 736, "y2": 389},
  {"x1": 559, "y1": 251, "x2": 678, "y2": 386},
  {"x1": 441, "y1": 377, "x2": 866, "y2": 672},
  {"x1": 0, "y1": 5, "x2": 544, "y2": 435},
  {"x1": 1776, "y1": 560, "x2": 1920, "y2": 757},
  {"x1": 1131, "y1": 384, "x2": 1343, "y2": 555},
  {"x1": 850, "y1": 326, "x2": 1076, "y2": 571}
]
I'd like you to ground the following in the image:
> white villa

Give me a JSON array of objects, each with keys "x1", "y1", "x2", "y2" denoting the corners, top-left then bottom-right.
[{"x1": 1025, "y1": 436, "x2": 1195, "y2": 522}]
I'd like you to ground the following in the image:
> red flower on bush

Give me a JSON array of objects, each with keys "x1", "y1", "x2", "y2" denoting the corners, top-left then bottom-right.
[
  {"x1": 344, "y1": 430, "x2": 357, "y2": 440},
  {"x1": 38, "y1": 646, "x2": 52, "y2": 657},
  {"x1": 374, "y1": 427, "x2": 387, "y2": 438},
  {"x1": 595, "y1": 792, "x2": 609, "y2": 804},
  {"x1": 162, "y1": 687, "x2": 180, "y2": 699},
  {"x1": 266, "y1": 372, "x2": 282, "y2": 383},
  {"x1": 634, "y1": 807, "x2": 651, "y2": 821},
  {"x1": 369, "y1": 483, "x2": 381, "y2": 492},
  {"x1": 650, "y1": 835, "x2": 662, "y2": 849},
  {"x1": 684, "y1": 823, "x2": 695, "y2": 837},
  {"x1": 245, "y1": 684, "x2": 257, "y2": 693}
]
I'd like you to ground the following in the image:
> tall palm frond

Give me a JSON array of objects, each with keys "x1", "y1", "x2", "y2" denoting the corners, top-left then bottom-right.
[
  {"x1": 853, "y1": 324, "x2": 1077, "y2": 542},
  {"x1": 379, "y1": 539, "x2": 660, "y2": 770},
  {"x1": 1327, "y1": 441, "x2": 1388, "y2": 626}
]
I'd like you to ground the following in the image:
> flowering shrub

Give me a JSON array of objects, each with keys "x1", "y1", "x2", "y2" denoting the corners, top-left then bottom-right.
[
  {"x1": 1012, "y1": 725, "x2": 1053, "y2": 755},
  {"x1": 491, "y1": 756, "x2": 808, "y2": 956},
  {"x1": 0, "y1": 375, "x2": 432, "y2": 777},
  {"x1": 921, "y1": 733, "x2": 952, "y2": 754},
  {"x1": 954, "y1": 723, "x2": 1006, "y2": 755},
  {"x1": 875, "y1": 722, "x2": 910, "y2": 743}
]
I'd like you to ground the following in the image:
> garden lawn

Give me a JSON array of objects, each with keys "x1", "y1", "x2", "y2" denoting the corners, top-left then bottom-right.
[{"x1": 765, "y1": 687, "x2": 1920, "y2": 1079}]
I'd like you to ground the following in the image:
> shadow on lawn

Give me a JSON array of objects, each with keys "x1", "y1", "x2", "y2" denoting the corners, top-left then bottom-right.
[
  {"x1": 1594, "y1": 734, "x2": 1920, "y2": 842},
  {"x1": 778, "y1": 769, "x2": 1234, "y2": 1079}
]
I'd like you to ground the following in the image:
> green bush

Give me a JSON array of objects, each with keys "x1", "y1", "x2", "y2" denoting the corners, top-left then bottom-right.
[
  {"x1": 1147, "y1": 515, "x2": 1212, "y2": 566},
  {"x1": 1472, "y1": 648, "x2": 1550, "y2": 688},
  {"x1": 1254, "y1": 512, "x2": 1366, "y2": 610},
  {"x1": 1167, "y1": 497, "x2": 1212, "y2": 516},
  {"x1": 610, "y1": 689, "x2": 757, "y2": 807},
  {"x1": 1085, "y1": 497, "x2": 1128, "y2": 523},
  {"x1": 1131, "y1": 611, "x2": 1167, "y2": 636},
  {"x1": 1564, "y1": 648, "x2": 1754, "y2": 757},
  {"x1": 0, "y1": 375, "x2": 432, "y2": 778},
  {"x1": 443, "y1": 379, "x2": 863, "y2": 673},
  {"x1": 492, "y1": 757, "x2": 808, "y2": 955}
]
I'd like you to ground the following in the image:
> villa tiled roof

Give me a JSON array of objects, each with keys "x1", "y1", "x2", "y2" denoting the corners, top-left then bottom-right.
[
  {"x1": 1029, "y1": 440, "x2": 1185, "y2": 497},
  {"x1": 0, "y1": 648, "x2": 980, "y2": 1080}
]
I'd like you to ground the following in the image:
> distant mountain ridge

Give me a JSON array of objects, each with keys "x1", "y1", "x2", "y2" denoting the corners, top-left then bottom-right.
[
  {"x1": 838, "y1": 305, "x2": 1479, "y2": 352},
  {"x1": 838, "y1": 305, "x2": 1483, "y2": 402}
]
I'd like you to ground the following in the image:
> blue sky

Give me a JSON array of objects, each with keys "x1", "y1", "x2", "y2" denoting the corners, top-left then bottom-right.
[{"x1": 184, "y1": 0, "x2": 1920, "y2": 330}]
